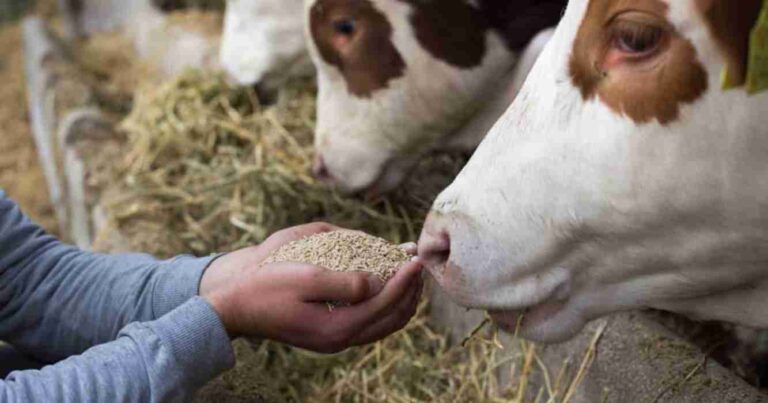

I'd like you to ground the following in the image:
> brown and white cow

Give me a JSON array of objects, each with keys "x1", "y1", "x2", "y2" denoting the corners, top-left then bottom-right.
[
  {"x1": 219, "y1": 0, "x2": 314, "y2": 93},
  {"x1": 65, "y1": 0, "x2": 222, "y2": 76},
  {"x1": 418, "y1": 0, "x2": 768, "y2": 343},
  {"x1": 305, "y1": 0, "x2": 567, "y2": 195}
]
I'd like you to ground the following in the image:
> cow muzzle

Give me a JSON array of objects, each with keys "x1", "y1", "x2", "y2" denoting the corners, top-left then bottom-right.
[{"x1": 419, "y1": 210, "x2": 579, "y2": 341}]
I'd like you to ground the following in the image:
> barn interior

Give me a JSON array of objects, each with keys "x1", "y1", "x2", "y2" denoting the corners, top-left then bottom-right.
[{"x1": 1, "y1": 1, "x2": 767, "y2": 402}]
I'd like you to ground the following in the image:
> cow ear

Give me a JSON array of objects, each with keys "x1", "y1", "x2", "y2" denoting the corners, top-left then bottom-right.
[{"x1": 697, "y1": 0, "x2": 763, "y2": 88}]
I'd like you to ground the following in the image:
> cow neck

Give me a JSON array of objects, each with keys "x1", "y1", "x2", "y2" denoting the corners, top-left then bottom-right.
[{"x1": 442, "y1": 28, "x2": 553, "y2": 151}]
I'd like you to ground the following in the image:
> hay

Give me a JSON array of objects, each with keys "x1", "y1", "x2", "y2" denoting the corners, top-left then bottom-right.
[
  {"x1": 264, "y1": 231, "x2": 411, "y2": 281},
  {"x1": 101, "y1": 70, "x2": 462, "y2": 256},
  {"x1": 204, "y1": 301, "x2": 608, "y2": 403},
  {"x1": 99, "y1": 69, "x2": 605, "y2": 402},
  {"x1": 72, "y1": 31, "x2": 157, "y2": 116},
  {"x1": 165, "y1": 9, "x2": 223, "y2": 37}
]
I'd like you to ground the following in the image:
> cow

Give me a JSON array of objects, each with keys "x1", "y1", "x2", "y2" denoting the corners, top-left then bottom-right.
[
  {"x1": 62, "y1": 0, "x2": 223, "y2": 77},
  {"x1": 305, "y1": 0, "x2": 568, "y2": 195},
  {"x1": 219, "y1": 0, "x2": 314, "y2": 96},
  {"x1": 418, "y1": 0, "x2": 768, "y2": 344}
]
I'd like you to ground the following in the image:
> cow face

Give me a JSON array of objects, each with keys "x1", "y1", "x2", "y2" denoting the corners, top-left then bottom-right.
[
  {"x1": 305, "y1": 0, "x2": 515, "y2": 194},
  {"x1": 220, "y1": 0, "x2": 313, "y2": 91},
  {"x1": 419, "y1": 0, "x2": 768, "y2": 343}
]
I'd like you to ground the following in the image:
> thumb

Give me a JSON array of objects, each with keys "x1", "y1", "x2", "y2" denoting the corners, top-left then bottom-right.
[{"x1": 299, "y1": 269, "x2": 385, "y2": 304}]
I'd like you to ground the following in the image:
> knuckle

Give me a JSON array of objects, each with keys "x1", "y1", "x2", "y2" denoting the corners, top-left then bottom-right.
[
  {"x1": 305, "y1": 222, "x2": 332, "y2": 233},
  {"x1": 298, "y1": 266, "x2": 324, "y2": 283},
  {"x1": 348, "y1": 275, "x2": 369, "y2": 301},
  {"x1": 314, "y1": 221, "x2": 334, "y2": 230},
  {"x1": 270, "y1": 227, "x2": 292, "y2": 240}
]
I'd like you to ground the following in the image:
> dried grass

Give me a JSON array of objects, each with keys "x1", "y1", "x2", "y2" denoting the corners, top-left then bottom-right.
[
  {"x1": 206, "y1": 304, "x2": 608, "y2": 403},
  {"x1": 100, "y1": 70, "x2": 462, "y2": 257},
  {"x1": 72, "y1": 31, "x2": 157, "y2": 116},
  {"x1": 98, "y1": 69, "x2": 603, "y2": 402}
]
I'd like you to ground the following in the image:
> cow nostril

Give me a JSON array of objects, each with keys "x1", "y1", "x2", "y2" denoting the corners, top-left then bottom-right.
[
  {"x1": 312, "y1": 155, "x2": 333, "y2": 183},
  {"x1": 418, "y1": 229, "x2": 451, "y2": 270}
]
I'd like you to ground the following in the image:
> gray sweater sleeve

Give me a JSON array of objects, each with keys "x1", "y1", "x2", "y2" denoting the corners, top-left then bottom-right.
[
  {"x1": 1, "y1": 297, "x2": 235, "y2": 403},
  {"x1": 0, "y1": 191, "x2": 217, "y2": 361},
  {"x1": 0, "y1": 191, "x2": 235, "y2": 400}
]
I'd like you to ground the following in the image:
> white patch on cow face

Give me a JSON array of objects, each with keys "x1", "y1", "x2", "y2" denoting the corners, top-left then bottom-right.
[
  {"x1": 220, "y1": 0, "x2": 313, "y2": 88},
  {"x1": 306, "y1": 0, "x2": 515, "y2": 194},
  {"x1": 421, "y1": 0, "x2": 768, "y2": 343}
]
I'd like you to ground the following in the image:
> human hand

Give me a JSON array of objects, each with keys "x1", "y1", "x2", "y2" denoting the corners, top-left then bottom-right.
[{"x1": 200, "y1": 223, "x2": 424, "y2": 353}]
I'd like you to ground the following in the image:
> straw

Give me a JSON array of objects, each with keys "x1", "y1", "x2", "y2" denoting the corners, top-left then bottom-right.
[{"x1": 96, "y1": 69, "x2": 601, "y2": 402}]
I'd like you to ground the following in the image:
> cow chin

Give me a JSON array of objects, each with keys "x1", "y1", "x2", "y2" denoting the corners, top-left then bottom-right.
[
  {"x1": 489, "y1": 302, "x2": 588, "y2": 344},
  {"x1": 420, "y1": 210, "x2": 587, "y2": 343},
  {"x1": 316, "y1": 138, "x2": 419, "y2": 196},
  {"x1": 429, "y1": 257, "x2": 584, "y2": 343}
]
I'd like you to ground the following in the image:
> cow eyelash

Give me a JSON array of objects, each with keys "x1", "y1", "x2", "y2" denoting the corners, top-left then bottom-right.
[{"x1": 610, "y1": 20, "x2": 665, "y2": 56}]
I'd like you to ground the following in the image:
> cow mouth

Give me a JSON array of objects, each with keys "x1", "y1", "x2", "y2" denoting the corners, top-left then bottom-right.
[
  {"x1": 360, "y1": 157, "x2": 419, "y2": 199},
  {"x1": 488, "y1": 300, "x2": 567, "y2": 335},
  {"x1": 424, "y1": 261, "x2": 570, "y2": 336}
]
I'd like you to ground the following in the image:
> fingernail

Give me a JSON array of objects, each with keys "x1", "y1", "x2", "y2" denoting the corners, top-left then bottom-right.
[{"x1": 400, "y1": 242, "x2": 418, "y2": 256}]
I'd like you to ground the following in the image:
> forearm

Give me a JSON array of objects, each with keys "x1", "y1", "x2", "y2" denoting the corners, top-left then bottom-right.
[
  {"x1": 0, "y1": 193, "x2": 216, "y2": 361},
  {"x1": 0, "y1": 298, "x2": 234, "y2": 403}
]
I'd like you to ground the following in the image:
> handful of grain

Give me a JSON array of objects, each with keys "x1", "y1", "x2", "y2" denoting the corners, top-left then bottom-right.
[{"x1": 264, "y1": 231, "x2": 411, "y2": 281}]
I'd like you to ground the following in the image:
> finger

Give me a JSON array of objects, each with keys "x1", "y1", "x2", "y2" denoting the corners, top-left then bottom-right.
[
  {"x1": 298, "y1": 268, "x2": 385, "y2": 304},
  {"x1": 364, "y1": 260, "x2": 423, "y2": 315},
  {"x1": 399, "y1": 242, "x2": 418, "y2": 256},
  {"x1": 330, "y1": 261, "x2": 423, "y2": 330},
  {"x1": 349, "y1": 277, "x2": 423, "y2": 346}
]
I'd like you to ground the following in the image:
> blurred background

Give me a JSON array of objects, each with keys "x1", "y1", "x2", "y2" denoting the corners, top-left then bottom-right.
[
  {"x1": 0, "y1": 0, "x2": 35, "y2": 24},
  {"x1": 2, "y1": 1, "x2": 767, "y2": 402}
]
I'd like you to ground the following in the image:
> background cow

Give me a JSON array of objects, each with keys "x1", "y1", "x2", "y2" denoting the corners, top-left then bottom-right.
[
  {"x1": 219, "y1": 0, "x2": 313, "y2": 95},
  {"x1": 419, "y1": 0, "x2": 768, "y2": 344},
  {"x1": 305, "y1": 0, "x2": 567, "y2": 195},
  {"x1": 62, "y1": 0, "x2": 223, "y2": 76}
]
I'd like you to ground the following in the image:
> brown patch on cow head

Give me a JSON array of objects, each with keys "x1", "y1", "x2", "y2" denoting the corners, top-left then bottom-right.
[
  {"x1": 569, "y1": 0, "x2": 708, "y2": 125},
  {"x1": 397, "y1": 0, "x2": 567, "y2": 66},
  {"x1": 696, "y1": 0, "x2": 762, "y2": 88},
  {"x1": 396, "y1": 0, "x2": 489, "y2": 69},
  {"x1": 310, "y1": 0, "x2": 406, "y2": 98},
  {"x1": 478, "y1": 0, "x2": 567, "y2": 51}
]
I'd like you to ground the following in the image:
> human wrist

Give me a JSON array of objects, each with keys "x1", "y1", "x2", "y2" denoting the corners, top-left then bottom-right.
[
  {"x1": 145, "y1": 297, "x2": 236, "y2": 383},
  {"x1": 153, "y1": 255, "x2": 217, "y2": 318},
  {"x1": 202, "y1": 289, "x2": 241, "y2": 339}
]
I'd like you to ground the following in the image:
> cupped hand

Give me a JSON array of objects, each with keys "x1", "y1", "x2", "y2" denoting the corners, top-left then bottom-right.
[{"x1": 200, "y1": 223, "x2": 424, "y2": 353}]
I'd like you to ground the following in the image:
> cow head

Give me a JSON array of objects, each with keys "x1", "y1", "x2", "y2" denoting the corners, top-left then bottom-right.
[
  {"x1": 419, "y1": 0, "x2": 768, "y2": 343},
  {"x1": 305, "y1": 0, "x2": 565, "y2": 195},
  {"x1": 220, "y1": 0, "x2": 313, "y2": 93}
]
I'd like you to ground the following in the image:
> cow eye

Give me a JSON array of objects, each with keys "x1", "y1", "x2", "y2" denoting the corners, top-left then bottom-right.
[
  {"x1": 333, "y1": 19, "x2": 356, "y2": 36},
  {"x1": 611, "y1": 19, "x2": 665, "y2": 56}
]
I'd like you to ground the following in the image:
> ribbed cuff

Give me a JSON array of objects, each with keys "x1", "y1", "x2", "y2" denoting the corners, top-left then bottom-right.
[
  {"x1": 148, "y1": 297, "x2": 235, "y2": 385},
  {"x1": 151, "y1": 255, "x2": 218, "y2": 318}
]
